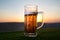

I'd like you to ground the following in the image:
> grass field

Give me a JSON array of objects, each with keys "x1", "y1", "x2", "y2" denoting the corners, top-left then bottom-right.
[{"x1": 0, "y1": 28, "x2": 60, "y2": 40}]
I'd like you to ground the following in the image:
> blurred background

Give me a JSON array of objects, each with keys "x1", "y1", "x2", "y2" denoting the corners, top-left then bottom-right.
[{"x1": 0, "y1": 0, "x2": 60, "y2": 32}]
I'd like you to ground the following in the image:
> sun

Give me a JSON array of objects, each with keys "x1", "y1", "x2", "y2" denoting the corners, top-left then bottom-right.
[{"x1": 37, "y1": 14, "x2": 42, "y2": 22}]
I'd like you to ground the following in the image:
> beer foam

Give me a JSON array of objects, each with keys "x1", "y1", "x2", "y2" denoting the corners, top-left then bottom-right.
[{"x1": 25, "y1": 12, "x2": 37, "y2": 14}]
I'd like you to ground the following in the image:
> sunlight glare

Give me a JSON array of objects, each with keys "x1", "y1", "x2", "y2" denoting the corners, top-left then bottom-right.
[{"x1": 37, "y1": 14, "x2": 42, "y2": 22}]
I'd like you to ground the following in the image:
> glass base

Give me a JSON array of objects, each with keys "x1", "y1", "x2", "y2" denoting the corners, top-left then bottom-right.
[{"x1": 24, "y1": 33, "x2": 37, "y2": 37}]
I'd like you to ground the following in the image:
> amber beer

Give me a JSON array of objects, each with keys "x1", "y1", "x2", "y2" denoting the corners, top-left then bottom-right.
[
  {"x1": 24, "y1": 5, "x2": 43, "y2": 37},
  {"x1": 25, "y1": 12, "x2": 37, "y2": 33}
]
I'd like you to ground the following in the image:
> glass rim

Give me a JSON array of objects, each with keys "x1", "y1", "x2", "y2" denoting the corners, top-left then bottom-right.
[{"x1": 24, "y1": 4, "x2": 38, "y2": 8}]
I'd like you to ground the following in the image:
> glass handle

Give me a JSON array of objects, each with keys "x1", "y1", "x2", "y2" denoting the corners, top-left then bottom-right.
[{"x1": 37, "y1": 11, "x2": 44, "y2": 29}]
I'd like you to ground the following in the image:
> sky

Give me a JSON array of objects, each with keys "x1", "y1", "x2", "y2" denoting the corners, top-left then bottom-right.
[{"x1": 0, "y1": 0, "x2": 60, "y2": 23}]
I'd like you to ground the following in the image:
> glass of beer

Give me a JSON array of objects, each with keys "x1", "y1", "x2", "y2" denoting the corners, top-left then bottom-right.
[{"x1": 24, "y1": 4, "x2": 44, "y2": 37}]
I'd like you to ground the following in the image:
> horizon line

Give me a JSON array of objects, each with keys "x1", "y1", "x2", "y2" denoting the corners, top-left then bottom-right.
[{"x1": 0, "y1": 22, "x2": 60, "y2": 23}]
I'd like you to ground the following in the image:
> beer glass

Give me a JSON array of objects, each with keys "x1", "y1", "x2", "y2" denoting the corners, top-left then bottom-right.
[{"x1": 24, "y1": 4, "x2": 44, "y2": 37}]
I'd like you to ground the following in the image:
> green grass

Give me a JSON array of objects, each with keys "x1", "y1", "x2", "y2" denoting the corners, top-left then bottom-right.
[{"x1": 0, "y1": 28, "x2": 60, "y2": 40}]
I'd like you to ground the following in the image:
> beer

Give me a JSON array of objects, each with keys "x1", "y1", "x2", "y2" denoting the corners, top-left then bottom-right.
[
  {"x1": 24, "y1": 5, "x2": 43, "y2": 37},
  {"x1": 24, "y1": 12, "x2": 37, "y2": 33}
]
